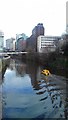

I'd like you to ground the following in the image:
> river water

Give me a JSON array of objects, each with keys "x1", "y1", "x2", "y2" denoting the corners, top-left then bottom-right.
[{"x1": 1, "y1": 58, "x2": 68, "y2": 119}]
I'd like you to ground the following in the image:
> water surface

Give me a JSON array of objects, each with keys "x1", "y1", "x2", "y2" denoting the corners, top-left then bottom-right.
[{"x1": 2, "y1": 59, "x2": 68, "y2": 119}]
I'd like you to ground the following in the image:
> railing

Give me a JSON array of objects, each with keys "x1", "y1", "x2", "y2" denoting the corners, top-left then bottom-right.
[{"x1": 0, "y1": 52, "x2": 28, "y2": 56}]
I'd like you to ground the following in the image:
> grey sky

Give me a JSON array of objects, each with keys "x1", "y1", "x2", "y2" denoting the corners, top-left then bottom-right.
[{"x1": 0, "y1": 0, "x2": 67, "y2": 40}]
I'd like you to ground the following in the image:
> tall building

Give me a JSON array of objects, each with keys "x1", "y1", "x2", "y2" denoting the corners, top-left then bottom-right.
[
  {"x1": 0, "y1": 31, "x2": 4, "y2": 52},
  {"x1": 66, "y1": 1, "x2": 68, "y2": 33},
  {"x1": 26, "y1": 23, "x2": 45, "y2": 52},
  {"x1": 16, "y1": 33, "x2": 28, "y2": 51},
  {"x1": 32, "y1": 23, "x2": 44, "y2": 37},
  {"x1": 6, "y1": 38, "x2": 15, "y2": 51}
]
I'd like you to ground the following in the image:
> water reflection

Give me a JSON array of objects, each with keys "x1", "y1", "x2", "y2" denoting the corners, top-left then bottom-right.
[{"x1": 2, "y1": 58, "x2": 68, "y2": 119}]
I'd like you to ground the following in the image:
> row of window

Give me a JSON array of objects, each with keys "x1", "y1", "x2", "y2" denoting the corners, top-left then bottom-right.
[
  {"x1": 41, "y1": 46, "x2": 55, "y2": 48},
  {"x1": 41, "y1": 43, "x2": 54, "y2": 46},
  {"x1": 41, "y1": 44, "x2": 55, "y2": 47},
  {"x1": 40, "y1": 38, "x2": 55, "y2": 41},
  {"x1": 41, "y1": 42, "x2": 54, "y2": 44}
]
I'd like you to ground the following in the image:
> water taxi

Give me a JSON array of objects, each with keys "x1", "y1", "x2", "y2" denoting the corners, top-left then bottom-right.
[{"x1": 41, "y1": 69, "x2": 51, "y2": 76}]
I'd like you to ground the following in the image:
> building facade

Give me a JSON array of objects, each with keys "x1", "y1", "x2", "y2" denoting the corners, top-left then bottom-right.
[
  {"x1": 37, "y1": 35, "x2": 59, "y2": 53},
  {"x1": 16, "y1": 33, "x2": 28, "y2": 51},
  {"x1": 26, "y1": 23, "x2": 45, "y2": 52},
  {"x1": 0, "y1": 31, "x2": 4, "y2": 52},
  {"x1": 32, "y1": 23, "x2": 44, "y2": 37},
  {"x1": 66, "y1": 1, "x2": 68, "y2": 33},
  {"x1": 6, "y1": 38, "x2": 15, "y2": 51}
]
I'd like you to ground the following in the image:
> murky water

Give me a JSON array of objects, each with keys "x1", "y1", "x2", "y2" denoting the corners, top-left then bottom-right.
[{"x1": 2, "y1": 58, "x2": 68, "y2": 119}]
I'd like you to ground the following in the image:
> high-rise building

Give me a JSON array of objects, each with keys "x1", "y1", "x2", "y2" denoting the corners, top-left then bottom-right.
[
  {"x1": 0, "y1": 31, "x2": 4, "y2": 52},
  {"x1": 32, "y1": 23, "x2": 44, "y2": 37},
  {"x1": 6, "y1": 38, "x2": 15, "y2": 51},
  {"x1": 16, "y1": 33, "x2": 28, "y2": 51},
  {"x1": 66, "y1": 1, "x2": 68, "y2": 33},
  {"x1": 27, "y1": 23, "x2": 45, "y2": 52}
]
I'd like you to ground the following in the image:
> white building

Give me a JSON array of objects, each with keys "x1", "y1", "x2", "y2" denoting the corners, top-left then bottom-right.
[
  {"x1": 37, "y1": 35, "x2": 57, "y2": 53},
  {"x1": 6, "y1": 38, "x2": 15, "y2": 51},
  {"x1": 0, "y1": 31, "x2": 4, "y2": 52},
  {"x1": 13, "y1": 40, "x2": 16, "y2": 51}
]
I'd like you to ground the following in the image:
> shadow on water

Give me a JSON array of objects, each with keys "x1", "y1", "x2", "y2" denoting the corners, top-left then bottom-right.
[
  {"x1": 0, "y1": 59, "x2": 10, "y2": 85},
  {"x1": 0, "y1": 59, "x2": 10, "y2": 120},
  {"x1": 47, "y1": 56, "x2": 68, "y2": 78},
  {"x1": 2, "y1": 58, "x2": 68, "y2": 119}
]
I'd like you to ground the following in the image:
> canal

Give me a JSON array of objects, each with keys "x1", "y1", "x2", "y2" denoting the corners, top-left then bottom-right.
[{"x1": 1, "y1": 58, "x2": 68, "y2": 119}]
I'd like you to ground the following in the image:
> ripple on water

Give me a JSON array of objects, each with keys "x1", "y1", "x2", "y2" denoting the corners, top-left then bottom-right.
[{"x1": 2, "y1": 59, "x2": 67, "y2": 119}]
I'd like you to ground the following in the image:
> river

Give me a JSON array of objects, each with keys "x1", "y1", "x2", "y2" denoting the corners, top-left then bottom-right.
[{"x1": 1, "y1": 58, "x2": 68, "y2": 119}]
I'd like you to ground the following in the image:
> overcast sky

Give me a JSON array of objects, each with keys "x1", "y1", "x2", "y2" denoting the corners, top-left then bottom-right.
[{"x1": 0, "y1": 0, "x2": 67, "y2": 40}]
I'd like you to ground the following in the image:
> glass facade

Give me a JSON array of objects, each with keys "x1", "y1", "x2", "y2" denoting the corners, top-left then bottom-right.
[
  {"x1": 0, "y1": 31, "x2": 4, "y2": 52},
  {"x1": 16, "y1": 33, "x2": 28, "y2": 51},
  {"x1": 66, "y1": 1, "x2": 68, "y2": 33},
  {"x1": 32, "y1": 23, "x2": 44, "y2": 37}
]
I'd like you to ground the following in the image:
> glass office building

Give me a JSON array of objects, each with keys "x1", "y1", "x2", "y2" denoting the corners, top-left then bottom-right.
[
  {"x1": 66, "y1": 1, "x2": 68, "y2": 33},
  {"x1": 0, "y1": 31, "x2": 4, "y2": 52}
]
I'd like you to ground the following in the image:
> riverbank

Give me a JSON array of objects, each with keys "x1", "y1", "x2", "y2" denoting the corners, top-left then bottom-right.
[
  {"x1": 11, "y1": 51, "x2": 68, "y2": 78},
  {"x1": 0, "y1": 85, "x2": 2, "y2": 120}
]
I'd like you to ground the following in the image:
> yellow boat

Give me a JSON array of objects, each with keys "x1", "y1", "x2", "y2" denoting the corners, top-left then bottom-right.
[{"x1": 41, "y1": 69, "x2": 51, "y2": 76}]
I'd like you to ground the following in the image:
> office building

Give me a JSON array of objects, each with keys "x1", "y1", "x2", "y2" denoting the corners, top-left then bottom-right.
[
  {"x1": 0, "y1": 31, "x2": 4, "y2": 52},
  {"x1": 6, "y1": 38, "x2": 15, "y2": 51},
  {"x1": 66, "y1": 1, "x2": 68, "y2": 33},
  {"x1": 26, "y1": 23, "x2": 45, "y2": 52},
  {"x1": 32, "y1": 23, "x2": 44, "y2": 37},
  {"x1": 37, "y1": 35, "x2": 58, "y2": 53}
]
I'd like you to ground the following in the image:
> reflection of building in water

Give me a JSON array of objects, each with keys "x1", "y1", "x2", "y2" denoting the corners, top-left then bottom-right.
[
  {"x1": 41, "y1": 75, "x2": 66, "y2": 117},
  {"x1": 26, "y1": 61, "x2": 67, "y2": 118},
  {"x1": 2, "y1": 58, "x2": 67, "y2": 119},
  {"x1": 15, "y1": 60, "x2": 26, "y2": 77},
  {"x1": 26, "y1": 61, "x2": 66, "y2": 117},
  {"x1": 26, "y1": 62, "x2": 42, "y2": 90},
  {"x1": 9, "y1": 59, "x2": 16, "y2": 70},
  {"x1": 36, "y1": 66, "x2": 42, "y2": 81}
]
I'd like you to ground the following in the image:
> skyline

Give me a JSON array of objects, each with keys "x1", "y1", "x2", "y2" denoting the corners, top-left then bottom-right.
[{"x1": 0, "y1": 0, "x2": 67, "y2": 41}]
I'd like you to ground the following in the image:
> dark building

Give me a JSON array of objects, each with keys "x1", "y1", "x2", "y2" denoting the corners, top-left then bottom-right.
[
  {"x1": 17, "y1": 37, "x2": 26, "y2": 52},
  {"x1": 32, "y1": 23, "x2": 44, "y2": 37},
  {"x1": 26, "y1": 35, "x2": 35, "y2": 52},
  {"x1": 26, "y1": 23, "x2": 45, "y2": 52}
]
